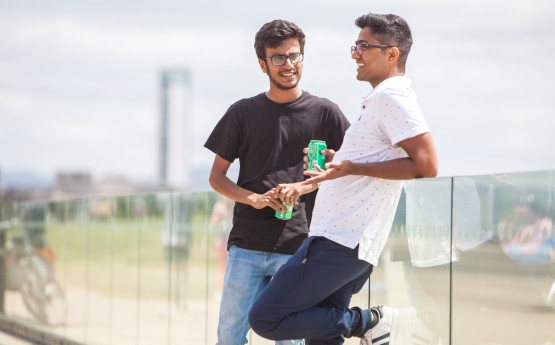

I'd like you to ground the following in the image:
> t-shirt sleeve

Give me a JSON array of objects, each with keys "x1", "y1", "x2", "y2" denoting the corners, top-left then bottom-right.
[
  {"x1": 326, "y1": 103, "x2": 351, "y2": 151},
  {"x1": 204, "y1": 106, "x2": 242, "y2": 163},
  {"x1": 377, "y1": 90, "x2": 430, "y2": 146}
]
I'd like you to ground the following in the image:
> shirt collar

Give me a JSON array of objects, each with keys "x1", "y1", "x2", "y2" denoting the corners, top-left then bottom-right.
[{"x1": 361, "y1": 76, "x2": 411, "y2": 103}]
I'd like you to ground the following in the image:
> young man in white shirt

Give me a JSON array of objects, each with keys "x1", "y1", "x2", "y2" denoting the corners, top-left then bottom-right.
[{"x1": 248, "y1": 12, "x2": 438, "y2": 345}]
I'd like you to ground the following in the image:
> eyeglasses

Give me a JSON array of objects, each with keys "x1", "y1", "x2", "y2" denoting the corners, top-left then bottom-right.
[
  {"x1": 350, "y1": 43, "x2": 401, "y2": 56},
  {"x1": 264, "y1": 53, "x2": 304, "y2": 66}
]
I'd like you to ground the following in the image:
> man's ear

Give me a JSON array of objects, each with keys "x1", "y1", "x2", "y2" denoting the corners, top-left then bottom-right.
[
  {"x1": 387, "y1": 47, "x2": 401, "y2": 62},
  {"x1": 259, "y1": 58, "x2": 268, "y2": 74}
]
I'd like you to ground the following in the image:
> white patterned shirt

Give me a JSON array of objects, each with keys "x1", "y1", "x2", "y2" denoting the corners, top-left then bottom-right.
[{"x1": 309, "y1": 76, "x2": 430, "y2": 265}]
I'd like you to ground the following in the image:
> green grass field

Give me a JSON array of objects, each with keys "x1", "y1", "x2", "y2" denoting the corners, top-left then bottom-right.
[{"x1": 43, "y1": 215, "x2": 225, "y2": 301}]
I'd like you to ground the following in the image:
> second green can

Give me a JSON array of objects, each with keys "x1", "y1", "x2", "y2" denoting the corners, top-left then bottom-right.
[
  {"x1": 307, "y1": 140, "x2": 327, "y2": 170},
  {"x1": 275, "y1": 203, "x2": 292, "y2": 220}
]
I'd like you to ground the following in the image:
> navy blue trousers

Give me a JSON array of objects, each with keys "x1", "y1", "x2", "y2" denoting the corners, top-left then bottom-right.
[{"x1": 249, "y1": 236, "x2": 374, "y2": 345}]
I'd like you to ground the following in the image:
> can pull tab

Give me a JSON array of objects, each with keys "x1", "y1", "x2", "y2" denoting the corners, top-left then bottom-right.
[{"x1": 301, "y1": 258, "x2": 307, "y2": 280}]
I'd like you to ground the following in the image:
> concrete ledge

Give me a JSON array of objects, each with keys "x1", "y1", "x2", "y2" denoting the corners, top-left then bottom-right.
[{"x1": 0, "y1": 314, "x2": 85, "y2": 345}]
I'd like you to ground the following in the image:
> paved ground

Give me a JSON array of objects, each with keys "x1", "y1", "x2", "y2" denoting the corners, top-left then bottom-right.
[
  {"x1": 3, "y1": 279, "x2": 554, "y2": 345},
  {"x1": 1, "y1": 285, "x2": 366, "y2": 345},
  {"x1": 0, "y1": 332, "x2": 31, "y2": 345},
  {"x1": 1, "y1": 244, "x2": 554, "y2": 345}
]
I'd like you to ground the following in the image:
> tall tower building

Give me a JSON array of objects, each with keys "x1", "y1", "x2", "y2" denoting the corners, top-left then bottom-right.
[{"x1": 158, "y1": 69, "x2": 192, "y2": 189}]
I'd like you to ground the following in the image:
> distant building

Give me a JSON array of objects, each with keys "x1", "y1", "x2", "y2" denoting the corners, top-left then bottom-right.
[
  {"x1": 54, "y1": 172, "x2": 92, "y2": 194},
  {"x1": 3, "y1": 188, "x2": 51, "y2": 202},
  {"x1": 50, "y1": 172, "x2": 168, "y2": 201},
  {"x1": 1, "y1": 170, "x2": 170, "y2": 203},
  {"x1": 158, "y1": 69, "x2": 192, "y2": 189}
]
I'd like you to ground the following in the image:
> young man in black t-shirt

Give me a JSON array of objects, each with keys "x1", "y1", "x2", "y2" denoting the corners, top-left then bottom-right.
[{"x1": 204, "y1": 20, "x2": 350, "y2": 345}]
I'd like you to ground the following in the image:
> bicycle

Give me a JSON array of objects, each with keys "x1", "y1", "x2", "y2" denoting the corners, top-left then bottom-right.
[{"x1": 2, "y1": 216, "x2": 67, "y2": 326}]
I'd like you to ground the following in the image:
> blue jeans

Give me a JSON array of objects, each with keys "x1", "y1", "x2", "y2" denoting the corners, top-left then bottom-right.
[
  {"x1": 216, "y1": 245, "x2": 304, "y2": 345},
  {"x1": 249, "y1": 237, "x2": 374, "y2": 345}
]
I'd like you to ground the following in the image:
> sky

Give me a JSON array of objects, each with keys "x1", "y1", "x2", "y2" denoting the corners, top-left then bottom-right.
[{"x1": 1, "y1": 0, "x2": 555, "y2": 189}]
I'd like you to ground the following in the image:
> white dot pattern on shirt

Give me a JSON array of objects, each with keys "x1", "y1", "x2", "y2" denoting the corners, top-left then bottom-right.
[{"x1": 310, "y1": 76, "x2": 430, "y2": 265}]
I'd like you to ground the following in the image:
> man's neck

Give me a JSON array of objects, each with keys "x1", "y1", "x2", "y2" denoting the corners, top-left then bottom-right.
[
  {"x1": 266, "y1": 87, "x2": 302, "y2": 104},
  {"x1": 370, "y1": 70, "x2": 404, "y2": 89}
]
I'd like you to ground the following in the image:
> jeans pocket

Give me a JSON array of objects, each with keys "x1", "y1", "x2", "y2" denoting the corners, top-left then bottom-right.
[
  {"x1": 301, "y1": 237, "x2": 329, "y2": 279},
  {"x1": 305, "y1": 237, "x2": 329, "y2": 261}
]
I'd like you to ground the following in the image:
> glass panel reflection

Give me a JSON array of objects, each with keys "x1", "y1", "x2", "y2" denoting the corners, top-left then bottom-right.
[
  {"x1": 379, "y1": 177, "x2": 452, "y2": 345},
  {"x1": 0, "y1": 171, "x2": 553, "y2": 345},
  {"x1": 452, "y1": 172, "x2": 555, "y2": 345}
]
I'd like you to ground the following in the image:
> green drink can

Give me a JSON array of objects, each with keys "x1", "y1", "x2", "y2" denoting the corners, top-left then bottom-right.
[
  {"x1": 307, "y1": 140, "x2": 327, "y2": 171},
  {"x1": 275, "y1": 202, "x2": 293, "y2": 220}
]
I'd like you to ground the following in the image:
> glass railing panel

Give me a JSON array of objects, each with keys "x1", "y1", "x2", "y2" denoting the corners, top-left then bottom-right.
[
  {"x1": 204, "y1": 191, "x2": 224, "y2": 345},
  {"x1": 0, "y1": 202, "x2": 10, "y2": 317},
  {"x1": 206, "y1": 194, "x2": 234, "y2": 344},
  {"x1": 53, "y1": 198, "x2": 89, "y2": 343},
  {"x1": 370, "y1": 177, "x2": 453, "y2": 345},
  {"x1": 129, "y1": 193, "x2": 169, "y2": 345},
  {"x1": 1, "y1": 172, "x2": 551, "y2": 345},
  {"x1": 43, "y1": 200, "x2": 69, "y2": 338},
  {"x1": 1, "y1": 199, "x2": 71, "y2": 334},
  {"x1": 169, "y1": 192, "x2": 200, "y2": 344},
  {"x1": 1, "y1": 202, "x2": 37, "y2": 323},
  {"x1": 345, "y1": 196, "x2": 372, "y2": 345},
  {"x1": 108, "y1": 195, "x2": 140, "y2": 345},
  {"x1": 204, "y1": 192, "x2": 225, "y2": 345},
  {"x1": 1, "y1": 201, "x2": 20, "y2": 320},
  {"x1": 452, "y1": 172, "x2": 555, "y2": 345},
  {"x1": 77, "y1": 196, "x2": 115, "y2": 345},
  {"x1": 168, "y1": 192, "x2": 192, "y2": 345},
  {"x1": 47, "y1": 199, "x2": 70, "y2": 336},
  {"x1": 167, "y1": 191, "x2": 218, "y2": 345}
]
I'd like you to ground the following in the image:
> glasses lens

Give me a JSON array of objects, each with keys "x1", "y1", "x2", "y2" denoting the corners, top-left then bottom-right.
[
  {"x1": 289, "y1": 53, "x2": 302, "y2": 64},
  {"x1": 351, "y1": 45, "x2": 363, "y2": 56},
  {"x1": 271, "y1": 56, "x2": 286, "y2": 66}
]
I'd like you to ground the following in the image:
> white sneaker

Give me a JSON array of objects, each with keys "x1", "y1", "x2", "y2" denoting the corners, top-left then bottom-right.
[{"x1": 360, "y1": 306, "x2": 399, "y2": 345}]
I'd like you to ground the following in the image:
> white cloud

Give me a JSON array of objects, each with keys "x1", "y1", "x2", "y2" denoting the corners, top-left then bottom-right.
[
  {"x1": 0, "y1": 91, "x2": 36, "y2": 113},
  {"x1": 0, "y1": 14, "x2": 252, "y2": 65}
]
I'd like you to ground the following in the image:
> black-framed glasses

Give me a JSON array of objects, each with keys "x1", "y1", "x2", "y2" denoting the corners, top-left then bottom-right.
[
  {"x1": 264, "y1": 53, "x2": 304, "y2": 66},
  {"x1": 351, "y1": 43, "x2": 400, "y2": 56}
]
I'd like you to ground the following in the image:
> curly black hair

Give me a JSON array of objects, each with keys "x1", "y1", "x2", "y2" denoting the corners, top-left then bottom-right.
[
  {"x1": 355, "y1": 13, "x2": 412, "y2": 66},
  {"x1": 254, "y1": 20, "x2": 306, "y2": 60}
]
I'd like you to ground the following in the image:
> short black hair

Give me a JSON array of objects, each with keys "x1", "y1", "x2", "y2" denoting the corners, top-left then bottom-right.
[
  {"x1": 355, "y1": 13, "x2": 412, "y2": 67},
  {"x1": 254, "y1": 20, "x2": 306, "y2": 60}
]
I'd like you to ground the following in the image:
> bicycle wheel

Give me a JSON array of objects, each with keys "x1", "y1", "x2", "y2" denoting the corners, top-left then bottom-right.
[
  {"x1": 20, "y1": 257, "x2": 48, "y2": 324},
  {"x1": 20, "y1": 256, "x2": 67, "y2": 326},
  {"x1": 42, "y1": 278, "x2": 67, "y2": 326}
]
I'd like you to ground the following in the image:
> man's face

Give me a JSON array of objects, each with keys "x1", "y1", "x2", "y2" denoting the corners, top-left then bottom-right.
[
  {"x1": 259, "y1": 38, "x2": 303, "y2": 91},
  {"x1": 352, "y1": 27, "x2": 390, "y2": 87}
]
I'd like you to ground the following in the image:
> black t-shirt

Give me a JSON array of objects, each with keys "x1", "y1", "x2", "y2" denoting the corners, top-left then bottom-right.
[{"x1": 204, "y1": 91, "x2": 350, "y2": 254}]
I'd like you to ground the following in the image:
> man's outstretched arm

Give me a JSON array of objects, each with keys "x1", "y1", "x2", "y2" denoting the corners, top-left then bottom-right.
[{"x1": 304, "y1": 132, "x2": 438, "y2": 184}]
